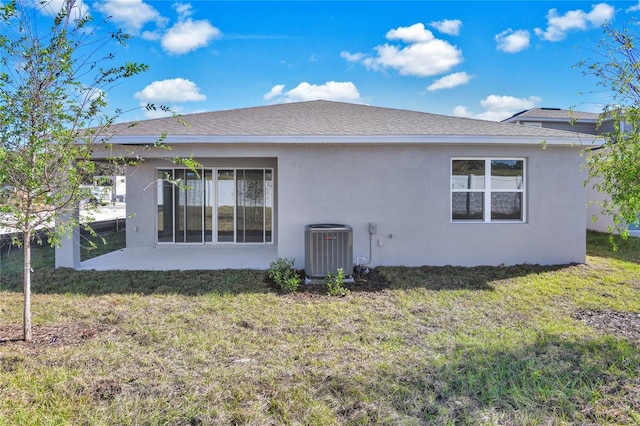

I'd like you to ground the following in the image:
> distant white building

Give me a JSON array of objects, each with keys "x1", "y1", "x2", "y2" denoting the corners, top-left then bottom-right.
[{"x1": 93, "y1": 175, "x2": 126, "y2": 202}]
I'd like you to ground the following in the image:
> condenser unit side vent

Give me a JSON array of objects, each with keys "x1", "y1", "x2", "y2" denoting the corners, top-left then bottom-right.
[{"x1": 305, "y1": 224, "x2": 353, "y2": 280}]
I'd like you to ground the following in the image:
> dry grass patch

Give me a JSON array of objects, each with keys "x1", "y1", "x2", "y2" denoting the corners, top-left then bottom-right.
[{"x1": 1, "y1": 231, "x2": 639, "y2": 424}]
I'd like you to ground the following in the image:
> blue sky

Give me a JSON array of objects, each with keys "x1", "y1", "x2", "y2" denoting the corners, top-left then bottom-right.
[{"x1": 18, "y1": 1, "x2": 640, "y2": 121}]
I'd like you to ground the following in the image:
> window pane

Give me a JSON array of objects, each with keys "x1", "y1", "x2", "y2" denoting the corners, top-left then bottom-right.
[
  {"x1": 217, "y1": 170, "x2": 235, "y2": 242},
  {"x1": 452, "y1": 192, "x2": 484, "y2": 220},
  {"x1": 157, "y1": 170, "x2": 174, "y2": 242},
  {"x1": 491, "y1": 192, "x2": 522, "y2": 220},
  {"x1": 491, "y1": 160, "x2": 523, "y2": 190},
  {"x1": 452, "y1": 160, "x2": 485, "y2": 189}
]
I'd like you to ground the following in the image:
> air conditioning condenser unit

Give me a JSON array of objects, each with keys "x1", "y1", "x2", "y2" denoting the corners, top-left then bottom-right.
[{"x1": 305, "y1": 224, "x2": 353, "y2": 282}]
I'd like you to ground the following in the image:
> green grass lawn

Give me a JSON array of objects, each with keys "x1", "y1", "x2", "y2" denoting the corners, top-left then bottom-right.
[{"x1": 1, "y1": 231, "x2": 639, "y2": 425}]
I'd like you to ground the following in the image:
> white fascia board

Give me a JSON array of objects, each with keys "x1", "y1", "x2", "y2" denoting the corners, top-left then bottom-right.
[{"x1": 103, "y1": 134, "x2": 601, "y2": 147}]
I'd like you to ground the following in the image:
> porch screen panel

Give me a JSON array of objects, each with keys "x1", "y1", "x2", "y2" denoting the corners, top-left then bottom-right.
[
  {"x1": 236, "y1": 170, "x2": 245, "y2": 243},
  {"x1": 237, "y1": 169, "x2": 266, "y2": 243},
  {"x1": 157, "y1": 169, "x2": 174, "y2": 242},
  {"x1": 204, "y1": 170, "x2": 213, "y2": 242},
  {"x1": 158, "y1": 167, "x2": 273, "y2": 244},
  {"x1": 185, "y1": 169, "x2": 203, "y2": 242},
  {"x1": 217, "y1": 170, "x2": 235, "y2": 242},
  {"x1": 175, "y1": 169, "x2": 186, "y2": 242}
]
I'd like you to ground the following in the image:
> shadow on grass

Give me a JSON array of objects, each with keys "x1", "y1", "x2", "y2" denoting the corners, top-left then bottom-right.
[
  {"x1": 0, "y1": 268, "x2": 272, "y2": 296},
  {"x1": 378, "y1": 263, "x2": 574, "y2": 292},
  {"x1": 334, "y1": 334, "x2": 640, "y2": 424},
  {"x1": 2, "y1": 230, "x2": 632, "y2": 296},
  {"x1": 587, "y1": 230, "x2": 640, "y2": 264},
  {"x1": 0, "y1": 262, "x2": 576, "y2": 296}
]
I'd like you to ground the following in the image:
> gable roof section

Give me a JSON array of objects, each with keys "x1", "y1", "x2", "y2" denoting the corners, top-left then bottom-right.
[
  {"x1": 104, "y1": 100, "x2": 598, "y2": 146},
  {"x1": 503, "y1": 107, "x2": 600, "y2": 123}
]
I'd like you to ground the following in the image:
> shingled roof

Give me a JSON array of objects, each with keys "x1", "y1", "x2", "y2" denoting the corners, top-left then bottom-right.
[
  {"x1": 105, "y1": 100, "x2": 598, "y2": 145},
  {"x1": 503, "y1": 107, "x2": 601, "y2": 122}
]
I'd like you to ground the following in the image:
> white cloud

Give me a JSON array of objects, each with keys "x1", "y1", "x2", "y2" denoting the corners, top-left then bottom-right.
[
  {"x1": 92, "y1": 1, "x2": 221, "y2": 55},
  {"x1": 342, "y1": 23, "x2": 463, "y2": 77},
  {"x1": 452, "y1": 105, "x2": 472, "y2": 118},
  {"x1": 94, "y1": 0, "x2": 167, "y2": 33},
  {"x1": 263, "y1": 81, "x2": 362, "y2": 103},
  {"x1": 429, "y1": 19, "x2": 462, "y2": 36},
  {"x1": 340, "y1": 51, "x2": 366, "y2": 62},
  {"x1": 134, "y1": 78, "x2": 206, "y2": 103},
  {"x1": 141, "y1": 29, "x2": 162, "y2": 41},
  {"x1": 495, "y1": 29, "x2": 530, "y2": 53},
  {"x1": 263, "y1": 85, "x2": 285, "y2": 101},
  {"x1": 386, "y1": 22, "x2": 435, "y2": 43},
  {"x1": 173, "y1": 2, "x2": 194, "y2": 17},
  {"x1": 427, "y1": 72, "x2": 473, "y2": 91},
  {"x1": 454, "y1": 94, "x2": 542, "y2": 121},
  {"x1": 534, "y1": 3, "x2": 615, "y2": 42},
  {"x1": 627, "y1": 1, "x2": 640, "y2": 12},
  {"x1": 161, "y1": 18, "x2": 221, "y2": 55},
  {"x1": 480, "y1": 94, "x2": 541, "y2": 111}
]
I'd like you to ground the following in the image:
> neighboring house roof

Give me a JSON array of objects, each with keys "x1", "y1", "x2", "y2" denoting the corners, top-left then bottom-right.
[
  {"x1": 503, "y1": 107, "x2": 601, "y2": 123},
  {"x1": 103, "y1": 100, "x2": 599, "y2": 146}
]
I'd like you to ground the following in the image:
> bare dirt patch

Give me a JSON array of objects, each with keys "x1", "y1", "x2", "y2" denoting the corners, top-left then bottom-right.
[
  {"x1": 573, "y1": 309, "x2": 640, "y2": 341},
  {"x1": 0, "y1": 323, "x2": 116, "y2": 348}
]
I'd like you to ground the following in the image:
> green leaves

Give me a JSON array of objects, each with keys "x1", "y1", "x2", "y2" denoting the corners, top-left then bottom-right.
[
  {"x1": 0, "y1": 0, "x2": 149, "y2": 235},
  {"x1": 267, "y1": 258, "x2": 301, "y2": 293},
  {"x1": 580, "y1": 23, "x2": 640, "y2": 236},
  {"x1": 587, "y1": 107, "x2": 640, "y2": 234},
  {"x1": 0, "y1": 0, "x2": 196, "y2": 342},
  {"x1": 325, "y1": 268, "x2": 350, "y2": 297},
  {"x1": 172, "y1": 153, "x2": 201, "y2": 170},
  {"x1": 0, "y1": 0, "x2": 16, "y2": 22},
  {"x1": 101, "y1": 62, "x2": 149, "y2": 84}
]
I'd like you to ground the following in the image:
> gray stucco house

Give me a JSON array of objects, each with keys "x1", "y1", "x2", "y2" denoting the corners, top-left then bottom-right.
[{"x1": 75, "y1": 100, "x2": 598, "y2": 271}]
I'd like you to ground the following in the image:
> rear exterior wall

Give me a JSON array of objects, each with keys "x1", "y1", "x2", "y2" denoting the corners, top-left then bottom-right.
[{"x1": 124, "y1": 142, "x2": 586, "y2": 268}]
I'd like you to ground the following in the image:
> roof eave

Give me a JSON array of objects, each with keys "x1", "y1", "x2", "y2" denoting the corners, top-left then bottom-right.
[{"x1": 99, "y1": 134, "x2": 601, "y2": 146}]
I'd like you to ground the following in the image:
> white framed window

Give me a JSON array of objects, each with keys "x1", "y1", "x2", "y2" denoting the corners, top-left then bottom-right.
[
  {"x1": 451, "y1": 158, "x2": 525, "y2": 223},
  {"x1": 157, "y1": 168, "x2": 273, "y2": 244}
]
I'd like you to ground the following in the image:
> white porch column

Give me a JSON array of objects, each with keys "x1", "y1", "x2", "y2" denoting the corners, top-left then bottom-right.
[{"x1": 55, "y1": 206, "x2": 81, "y2": 269}]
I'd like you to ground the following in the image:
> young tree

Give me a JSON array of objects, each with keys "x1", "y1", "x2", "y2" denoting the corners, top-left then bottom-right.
[
  {"x1": 0, "y1": 0, "x2": 149, "y2": 341},
  {"x1": 579, "y1": 22, "x2": 640, "y2": 236}
]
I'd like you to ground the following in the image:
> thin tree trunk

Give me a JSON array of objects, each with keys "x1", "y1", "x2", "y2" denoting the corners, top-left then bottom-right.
[{"x1": 23, "y1": 229, "x2": 32, "y2": 342}]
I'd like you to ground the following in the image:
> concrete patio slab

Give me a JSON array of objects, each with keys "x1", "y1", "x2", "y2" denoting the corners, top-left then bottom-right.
[{"x1": 80, "y1": 244, "x2": 278, "y2": 271}]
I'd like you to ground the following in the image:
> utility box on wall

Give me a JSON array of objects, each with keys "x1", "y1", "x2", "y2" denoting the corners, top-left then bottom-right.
[{"x1": 305, "y1": 224, "x2": 353, "y2": 279}]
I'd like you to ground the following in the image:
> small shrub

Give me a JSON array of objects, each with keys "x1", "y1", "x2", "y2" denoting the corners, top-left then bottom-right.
[
  {"x1": 268, "y1": 258, "x2": 301, "y2": 293},
  {"x1": 325, "y1": 268, "x2": 350, "y2": 297}
]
